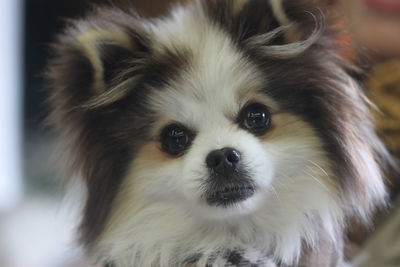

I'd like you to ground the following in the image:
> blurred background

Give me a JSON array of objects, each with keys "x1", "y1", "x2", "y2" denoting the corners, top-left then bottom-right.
[{"x1": 0, "y1": 0, "x2": 399, "y2": 266}]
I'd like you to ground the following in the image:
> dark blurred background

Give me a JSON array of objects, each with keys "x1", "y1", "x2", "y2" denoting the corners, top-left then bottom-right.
[{"x1": 1, "y1": 0, "x2": 399, "y2": 267}]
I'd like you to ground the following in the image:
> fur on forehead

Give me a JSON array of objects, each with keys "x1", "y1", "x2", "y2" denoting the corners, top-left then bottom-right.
[{"x1": 46, "y1": 0, "x2": 389, "y2": 252}]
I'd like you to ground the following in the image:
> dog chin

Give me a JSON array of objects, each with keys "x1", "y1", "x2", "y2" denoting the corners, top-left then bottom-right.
[{"x1": 193, "y1": 187, "x2": 266, "y2": 221}]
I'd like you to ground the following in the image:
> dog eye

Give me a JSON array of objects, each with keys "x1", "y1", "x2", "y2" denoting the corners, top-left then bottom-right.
[
  {"x1": 160, "y1": 124, "x2": 193, "y2": 156},
  {"x1": 238, "y1": 103, "x2": 271, "y2": 136}
]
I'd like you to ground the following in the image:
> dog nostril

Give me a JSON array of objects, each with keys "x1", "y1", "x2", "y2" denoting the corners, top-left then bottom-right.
[
  {"x1": 226, "y1": 149, "x2": 240, "y2": 164},
  {"x1": 206, "y1": 150, "x2": 223, "y2": 168}
]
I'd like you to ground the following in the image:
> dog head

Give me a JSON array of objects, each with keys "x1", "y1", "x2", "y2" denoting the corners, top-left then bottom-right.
[{"x1": 47, "y1": 0, "x2": 388, "y2": 264}]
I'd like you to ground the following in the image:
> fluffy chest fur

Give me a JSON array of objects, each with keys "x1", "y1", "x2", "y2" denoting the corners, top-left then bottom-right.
[{"x1": 47, "y1": 0, "x2": 388, "y2": 266}]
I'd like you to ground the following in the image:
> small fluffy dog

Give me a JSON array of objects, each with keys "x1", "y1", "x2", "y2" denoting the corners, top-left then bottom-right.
[{"x1": 47, "y1": 0, "x2": 389, "y2": 266}]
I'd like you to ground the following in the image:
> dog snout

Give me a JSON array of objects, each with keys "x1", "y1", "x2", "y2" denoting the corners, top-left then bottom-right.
[{"x1": 206, "y1": 147, "x2": 241, "y2": 175}]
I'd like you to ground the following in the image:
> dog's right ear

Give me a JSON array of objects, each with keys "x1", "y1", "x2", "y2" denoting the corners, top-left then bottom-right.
[{"x1": 47, "y1": 8, "x2": 150, "y2": 111}]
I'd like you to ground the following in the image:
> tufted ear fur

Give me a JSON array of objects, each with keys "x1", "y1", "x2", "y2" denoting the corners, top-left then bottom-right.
[
  {"x1": 270, "y1": 0, "x2": 335, "y2": 41},
  {"x1": 200, "y1": 0, "x2": 336, "y2": 61},
  {"x1": 47, "y1": 8, "x2": 150, "y2": 112}
]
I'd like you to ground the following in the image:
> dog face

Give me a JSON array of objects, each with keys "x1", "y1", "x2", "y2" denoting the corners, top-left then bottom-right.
[
  {"x1": 126, "y1": 36, "x2": 326, "y2": 222},
  {"x1": 47, "y1": 0, "x2": 388, "y2": 264}
]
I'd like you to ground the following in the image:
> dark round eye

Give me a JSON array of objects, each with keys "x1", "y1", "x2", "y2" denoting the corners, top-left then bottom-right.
[
  {"x1": 160, "y1": 124, "x2": 193, "y2": 156},
  {"x1": 238, "y1": 103, "x2": 271, "y2": 136}
]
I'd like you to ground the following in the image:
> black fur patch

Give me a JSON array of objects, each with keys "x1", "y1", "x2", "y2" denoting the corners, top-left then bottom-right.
[{"x1": 225, "y1": 250, "x2": 259, "y2": 267}]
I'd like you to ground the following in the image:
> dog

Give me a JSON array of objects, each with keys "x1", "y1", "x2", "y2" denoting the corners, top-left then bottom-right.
[{"x1": 46, "y1": 0, "x2": 390, "y2": 266}]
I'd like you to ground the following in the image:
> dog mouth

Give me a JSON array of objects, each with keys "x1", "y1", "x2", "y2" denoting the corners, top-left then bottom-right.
[{"x1": 206, "y1": 184, "x2": 255, "y2": 207}]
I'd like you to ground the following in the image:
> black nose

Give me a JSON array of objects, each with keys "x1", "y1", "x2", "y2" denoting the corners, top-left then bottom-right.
[{"x1": 206, "y1": 147, "x2": 241, "y2": 175}]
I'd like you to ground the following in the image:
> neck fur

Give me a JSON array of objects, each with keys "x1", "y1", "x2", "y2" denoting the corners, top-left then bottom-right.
[{"x1": 95, "y1": 200, "x2": 343, "y2": 267}]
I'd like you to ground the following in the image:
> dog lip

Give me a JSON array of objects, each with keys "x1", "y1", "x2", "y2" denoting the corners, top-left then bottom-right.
[{"x1": 206, "y1": 185, "x2": 255, "y2": 207}]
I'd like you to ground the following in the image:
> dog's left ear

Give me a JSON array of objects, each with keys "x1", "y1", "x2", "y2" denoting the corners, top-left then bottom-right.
[
  {"x1": 202, "y1": 0, "x2": 334, "y2": 53},
  {"x1": 46, "y1": 8, "x2": 154, "y2": 245},
  {"x1": 268, "y1": 0, "x2": 333, "y2": 42}
]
